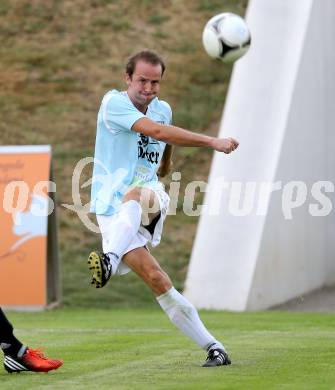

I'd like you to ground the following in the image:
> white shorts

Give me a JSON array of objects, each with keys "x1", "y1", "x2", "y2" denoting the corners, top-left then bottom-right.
[{"x1": 96, "y1": 184, "x2": 170, "y2": 276}]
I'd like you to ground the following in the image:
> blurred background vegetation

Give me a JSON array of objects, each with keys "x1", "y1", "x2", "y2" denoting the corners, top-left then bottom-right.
[{"x1": 0, "y1": 0, "x2": 248, "y2": 308}]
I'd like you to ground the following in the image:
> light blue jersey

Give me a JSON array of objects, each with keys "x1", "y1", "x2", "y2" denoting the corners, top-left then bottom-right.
[{"x1": 90, "y1": 89, "x2": 172, "y2": 215}]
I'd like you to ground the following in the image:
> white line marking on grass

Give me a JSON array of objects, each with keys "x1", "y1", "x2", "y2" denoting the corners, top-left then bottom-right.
[{"x1": 18, "y1": 328, "x2": 173, "y2": 334}]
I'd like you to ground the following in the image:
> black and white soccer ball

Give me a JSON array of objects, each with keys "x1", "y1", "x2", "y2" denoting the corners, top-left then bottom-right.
[{"x1": 202, "y1": 12, "x2": 251, "y2": 63}]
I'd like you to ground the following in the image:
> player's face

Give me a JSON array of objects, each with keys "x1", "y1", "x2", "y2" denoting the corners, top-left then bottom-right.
[{"x1": 126, "y1": 60, "x2": 162, "y2": 111}]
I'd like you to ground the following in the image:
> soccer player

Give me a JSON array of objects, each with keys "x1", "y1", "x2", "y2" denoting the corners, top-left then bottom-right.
[
  {"x1": 88, "y1": 50, "x2": 238, "y2": 367},
  {"x1": 0, "y1": 307, "x2": 63, "y2": 373}
]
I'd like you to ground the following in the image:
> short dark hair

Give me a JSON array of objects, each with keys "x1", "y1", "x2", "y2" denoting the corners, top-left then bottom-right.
[{"x1": 126, "y1": 50, "x2": 166, "y2": 78}]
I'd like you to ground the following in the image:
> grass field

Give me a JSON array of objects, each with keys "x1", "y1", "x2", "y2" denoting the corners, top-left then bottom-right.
[{"x1": 1, "y1": 308, "x2": 335, "y2": 389}]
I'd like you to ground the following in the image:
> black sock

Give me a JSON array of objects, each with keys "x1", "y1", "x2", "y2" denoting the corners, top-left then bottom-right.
[
  {"x1": 1, "y1": 337, "x2": 26, "y2": 358},
  {"x1": 0, "y1": 308, "x2": 25, "y2": 358}
]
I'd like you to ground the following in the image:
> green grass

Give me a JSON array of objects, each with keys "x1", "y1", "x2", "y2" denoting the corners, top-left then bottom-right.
[{"x1": 1, "y1": 309, "x2": 335, "y2": 389}]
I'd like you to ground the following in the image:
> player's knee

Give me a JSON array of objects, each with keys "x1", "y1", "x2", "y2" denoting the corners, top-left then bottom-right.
[
  {"x1": 147, "y1": 268, "x2": 172, "y2": 293},
  {"x1": 147, "y1": 268, "x2": 164, "y2": 285},
  {"x1": 123, "y1": 187, "x2": 142, "y2": 203}
]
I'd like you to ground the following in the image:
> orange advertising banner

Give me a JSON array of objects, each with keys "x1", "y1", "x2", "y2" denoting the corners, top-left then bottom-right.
[{"x1": 0, "y1": 146, "x2": 55, "y2": 309}]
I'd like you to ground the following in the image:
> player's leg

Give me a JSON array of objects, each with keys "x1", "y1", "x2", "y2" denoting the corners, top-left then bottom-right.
[
  {"x1": 88, "y1": 186, "x2": 160, "y2": 288},
  {"x1": 0, "y1": 308, "x2": 63, "y2": 373},
  {"x1": 123, "y1": 247, "x2": 172, "y2": 295},
  {"x1": 0, "y1": 308, "x2": 25, "y2": 358},
  {"x1": 122, "y1": 248, "x2": 231, "y2": 367}
]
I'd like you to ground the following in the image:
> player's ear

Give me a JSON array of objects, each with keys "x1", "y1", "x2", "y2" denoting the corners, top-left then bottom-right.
[{"x1": 125, "y1": 72, "x2": 132, "y2": 86}]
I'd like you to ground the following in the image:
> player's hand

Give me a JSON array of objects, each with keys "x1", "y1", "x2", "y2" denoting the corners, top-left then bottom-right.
[{"x1": 211, "y1": 137, "x2": 239, "y2": 154}]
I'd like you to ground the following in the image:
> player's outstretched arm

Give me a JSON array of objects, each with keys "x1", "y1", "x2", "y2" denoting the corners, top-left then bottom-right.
[{"x1": 132, "y1": 117, "x2": 239, "y2": 154}]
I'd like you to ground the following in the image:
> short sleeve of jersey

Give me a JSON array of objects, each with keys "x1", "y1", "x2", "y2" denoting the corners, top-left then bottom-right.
[
  {"x1": 103, "y1": 92, "x2": 145, "y2": 134},
  {"x1": 167, "y1": 103, "x2": 173, "y2": 125}
]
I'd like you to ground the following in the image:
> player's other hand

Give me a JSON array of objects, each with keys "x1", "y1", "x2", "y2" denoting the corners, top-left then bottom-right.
[{"x1": 212, "y1": 137, "x2": 239, "y2": 154}]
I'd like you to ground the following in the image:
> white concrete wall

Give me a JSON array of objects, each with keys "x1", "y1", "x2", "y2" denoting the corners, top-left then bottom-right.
[{"x1": 184, "y1": 0, "x2": 335, "y2": 311}]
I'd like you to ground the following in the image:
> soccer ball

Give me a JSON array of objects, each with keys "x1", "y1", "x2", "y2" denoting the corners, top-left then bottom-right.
[{"x1": 202, "y1": 12, "x2": 251, "y2": 63}]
